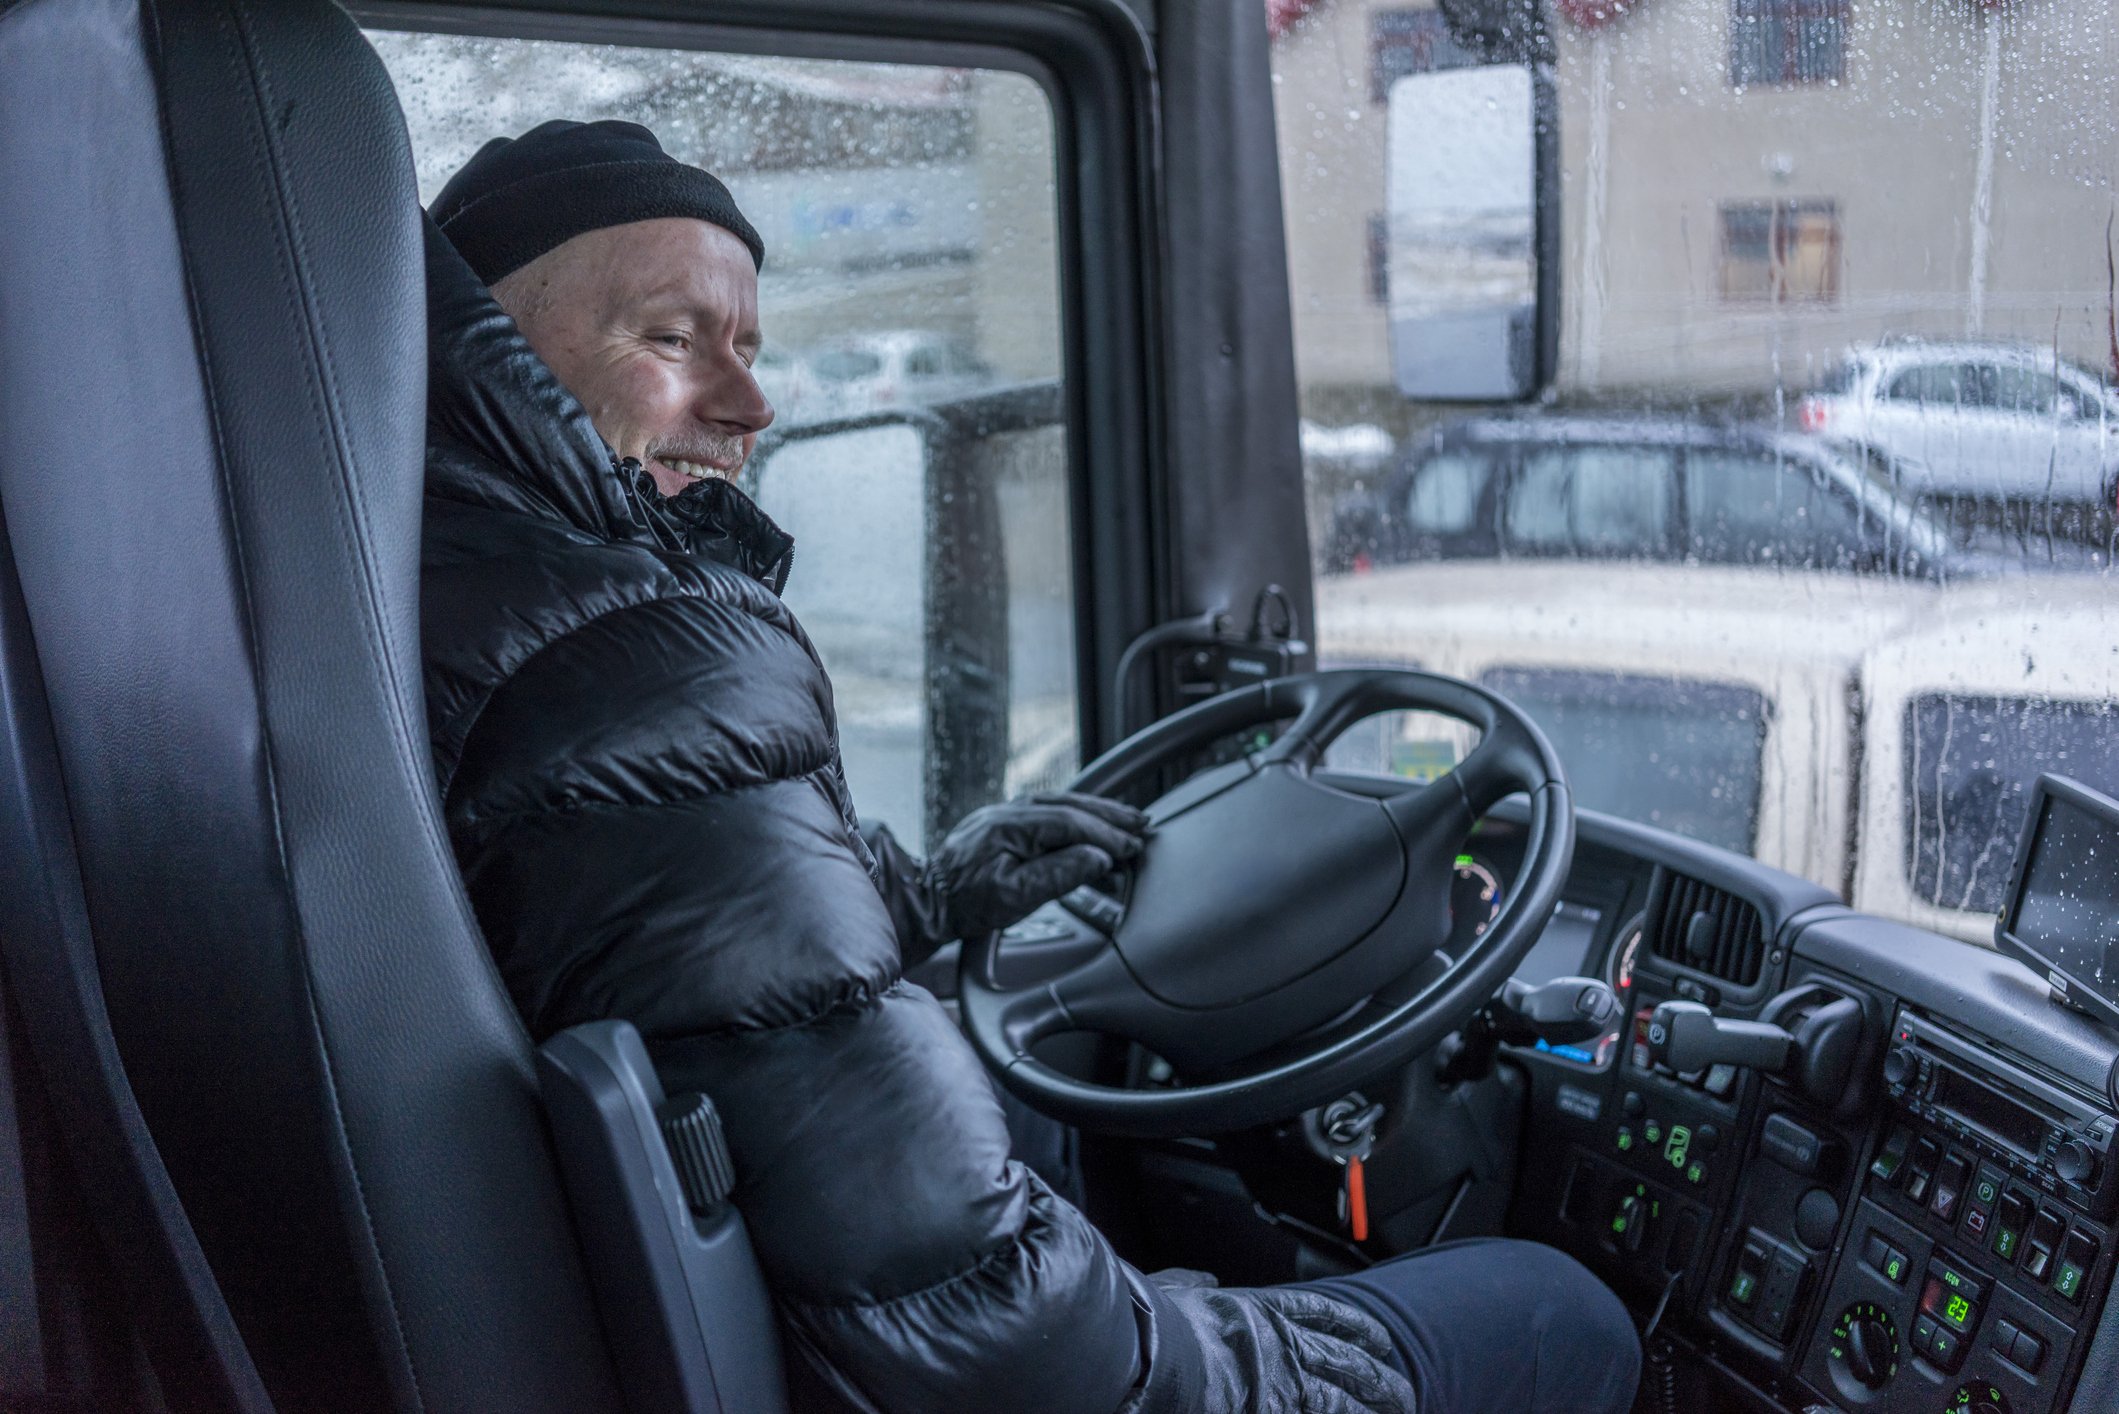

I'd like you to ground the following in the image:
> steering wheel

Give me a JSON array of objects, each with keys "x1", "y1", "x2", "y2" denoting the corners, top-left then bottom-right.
[{"x1": 960, "y1": 668, "x2": 1574, "y2": 1138}]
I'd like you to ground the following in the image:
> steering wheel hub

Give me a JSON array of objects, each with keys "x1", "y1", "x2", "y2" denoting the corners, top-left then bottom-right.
[{"x1": 1118, "y1": 761, "x2": 1412, "y2": 1013}]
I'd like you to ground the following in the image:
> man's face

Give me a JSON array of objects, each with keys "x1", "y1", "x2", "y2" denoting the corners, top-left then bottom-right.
[{"x1": 494, "y1": 216, "x2": 773, "y2": 497}]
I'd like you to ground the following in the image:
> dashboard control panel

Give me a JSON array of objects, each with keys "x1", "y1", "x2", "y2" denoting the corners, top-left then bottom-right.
[{"x1": 1793, "y1": 1008, "x2": 2116, "y2": 1412}]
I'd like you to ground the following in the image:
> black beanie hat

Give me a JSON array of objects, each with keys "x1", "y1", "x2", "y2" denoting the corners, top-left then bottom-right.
[{"x1": 429, "y1": 119, "x2": 765, "y2": 284}]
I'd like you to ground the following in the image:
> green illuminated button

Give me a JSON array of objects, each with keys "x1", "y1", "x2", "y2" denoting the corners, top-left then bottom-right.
[
  {"x1": 1665, "y1": 1125, "x2": 1691, "y2": 1169},
  {"x1": 1616, "y1": 1127, "x2": 1634, "y2": 1152},
  {"x1": 1729, "y1": 1270, "x2": 1758, "y2": 1305},
  {"x1": 1686, "y1": 1161, "x2": 1707, "y2": 1185},
  {"x1": 2054, "y1": 1228, "x2": 2097, "y2": 1303},
  {"x1": 1991, "y1": 1192, "x2": 2031, "y2": 1262}
]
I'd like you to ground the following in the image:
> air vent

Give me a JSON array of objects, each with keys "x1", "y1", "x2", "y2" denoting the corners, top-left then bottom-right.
[{"x1": 1645, "y1": 871, "x2": 1766, "y2": 988}]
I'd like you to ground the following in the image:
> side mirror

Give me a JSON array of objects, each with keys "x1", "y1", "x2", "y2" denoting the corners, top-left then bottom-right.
[{"x1": 1385, "y1": 64, "x2": 1558, "y2": 401}]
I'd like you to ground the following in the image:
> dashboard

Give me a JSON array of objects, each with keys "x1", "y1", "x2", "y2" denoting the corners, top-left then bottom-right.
[
  {"x1": 1461, "y1": 801, "x2": 2119, "y2": 1414},
  {"x1": 969, "y1": 776, "x2": 2119, "y2": 1413}
]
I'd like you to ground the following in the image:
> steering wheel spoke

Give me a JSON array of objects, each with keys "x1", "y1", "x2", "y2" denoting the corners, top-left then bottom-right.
[{"x1": 965, "y1": 938, "x2": 1149, "y2": 1064}]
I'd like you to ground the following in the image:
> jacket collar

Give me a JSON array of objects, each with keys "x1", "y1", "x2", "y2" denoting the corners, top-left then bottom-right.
[
  {"x1": 638, "y1": 466, "x2": 795, "y2": 596},
  {"x1": 422, "y1": 217, "x2": 795, "y2": 591}
]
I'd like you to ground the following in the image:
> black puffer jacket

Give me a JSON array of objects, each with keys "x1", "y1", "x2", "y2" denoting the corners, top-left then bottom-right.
[{"x1": 417, "y1": 223, "x2": 1414, "y2": 1414}]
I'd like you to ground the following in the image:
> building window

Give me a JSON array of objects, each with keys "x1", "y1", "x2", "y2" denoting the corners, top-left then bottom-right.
[
  {"x1": 1719, "y1": 200, "x2": 1841, "y2": 304},
  {"x1": 1366, "y1": 213, "x2": 1388, "y2": 304},
  {"x1": 1730, "y1": 0, "x2": 1847, "y2": 87},
  {"x1": 1369, "y1": 9, "x2": 1480, "y2": 104}
]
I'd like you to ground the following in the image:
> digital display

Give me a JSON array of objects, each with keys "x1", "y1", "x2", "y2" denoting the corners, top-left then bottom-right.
[
  {"x1": 1513, "y1": 901, "x2": 1603, "y2": 987},
  {"x1": 1932, "y1": 1066, "x2": 2046, "y2": 1157},
  {"x1": 2009, "y1": 792, "x2": 2119, "y2": 1004}
]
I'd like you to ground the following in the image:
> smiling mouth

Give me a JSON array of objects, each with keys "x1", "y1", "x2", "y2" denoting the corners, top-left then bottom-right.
[{"x1": 655, "y1": 455, "x2": 737, "y2": 483}]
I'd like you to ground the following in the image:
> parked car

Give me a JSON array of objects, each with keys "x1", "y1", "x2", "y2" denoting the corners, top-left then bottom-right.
[
  {"x1": 1324, "y1": 414, "x2": 1986, "y2": 579},
  {"x1": 1796, "y1": 339, "x2": 2119, "y2": 533},
  {"x1": 804, "y1": 329, "x2": 996, "y2": 418}
]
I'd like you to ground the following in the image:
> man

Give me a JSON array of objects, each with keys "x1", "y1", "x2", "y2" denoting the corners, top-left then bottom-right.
[{"x1": 420, "y1": 118, "x2": 1639, "y2": 1413}]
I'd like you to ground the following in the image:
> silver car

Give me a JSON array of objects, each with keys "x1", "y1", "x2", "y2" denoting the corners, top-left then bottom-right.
[{"x1": 1798, "y1": 340, "x2": 2119, "y2": 519}]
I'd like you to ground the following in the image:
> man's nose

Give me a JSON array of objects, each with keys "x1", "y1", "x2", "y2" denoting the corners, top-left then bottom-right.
[{"x1": 703, "y1": 362, "x2": 773, "y2": 435}]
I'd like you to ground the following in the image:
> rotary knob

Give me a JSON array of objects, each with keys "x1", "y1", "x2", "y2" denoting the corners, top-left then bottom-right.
[
  {"x1": 2055, "y1": 1136, "x2": 2097, "y2": 1185},
  {"x1": 1882, "y1": 1044, "x2": 1918, "y2": 1088},
  {"x1": 1844, "y1": 1315, "x2": 1891, "y2": 1387},
  {"x1": 1827, "y1": 1302, "x2": 1898, "y2": 1396}
]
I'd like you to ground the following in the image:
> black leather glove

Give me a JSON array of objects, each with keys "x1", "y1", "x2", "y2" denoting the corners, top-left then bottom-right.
[{"x1": 863, "y1": 792, "x2": 1149, "y2": 966}]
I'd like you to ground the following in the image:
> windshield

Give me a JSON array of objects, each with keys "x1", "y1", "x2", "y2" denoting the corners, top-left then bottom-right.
[{"x1": 1278, "y1": 0, "x2": 2119, "y2": 944}]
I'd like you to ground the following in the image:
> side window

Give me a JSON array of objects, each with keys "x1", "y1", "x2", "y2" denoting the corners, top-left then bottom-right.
[
  {"x1": 1512, "y1": 447, "x2": 1672, "y2": 557},
  {"x1": 1570, "y1": 447, "x2": 1673, "y2": 555},
  {"x1": 1481, "y1": 668, "x2": 1770, "y2": 853},
  {"x1": 1404, "y1": 450, "x2": 1490, "y2": 536},
  {"x1": 1956, "y1": 363, "x2": 2006, "y2": 411},
  {"x1": 373, "y1": 33, "x2": 1076, "y2": 852},
  {"x1": 1905, "y1": 696, "x2": 2119, "y2": 913},
  {"x1": 1985, "y1": 364, "x2": 2062, "y2": 416},
  {"x1": 1885, "y1": 363, "x2": 1970, "y2": 405},
  {"x1": 1686, "y1": 449, "x2": 1868, "y2": 570},
  {"x1": 1507, "y1": 450, "x2": 1573, "y2": 552}
]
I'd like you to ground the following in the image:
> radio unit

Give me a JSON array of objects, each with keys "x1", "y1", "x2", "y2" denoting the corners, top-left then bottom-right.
[{"x1": 1881, "y1": 1011, "x2": 2117, "y2": 1224}]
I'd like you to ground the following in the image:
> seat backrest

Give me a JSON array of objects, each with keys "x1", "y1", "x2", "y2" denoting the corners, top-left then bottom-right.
[{"x1": 0, "y1": 0, "x2": 624, "y2": 1407}]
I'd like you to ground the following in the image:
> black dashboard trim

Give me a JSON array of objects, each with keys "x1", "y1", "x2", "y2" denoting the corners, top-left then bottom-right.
[
  {"x1": 1470, "y1": 794, "x2": 1841, "y2": 943},
  {"x1": 1792, "y1": 911, "x2": 2119, "y2": 1105}
]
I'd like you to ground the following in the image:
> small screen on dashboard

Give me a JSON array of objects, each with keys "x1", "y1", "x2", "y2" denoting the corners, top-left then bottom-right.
[
  {"x1": 1512, "y1": 901, "x2": 1603, "y2": 987},
  {"x1": 1931, "y1": 1066, "x2": 2047, "y2": 1156},
  {"x1": 2009, "y1": 791, "x2": 2119, "y2": 1005}
]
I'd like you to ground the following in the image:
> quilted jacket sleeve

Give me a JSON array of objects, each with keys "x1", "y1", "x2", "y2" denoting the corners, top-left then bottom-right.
[{"x1": 442, "y1": 585, "x2": 1158, "y2": 1414}]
